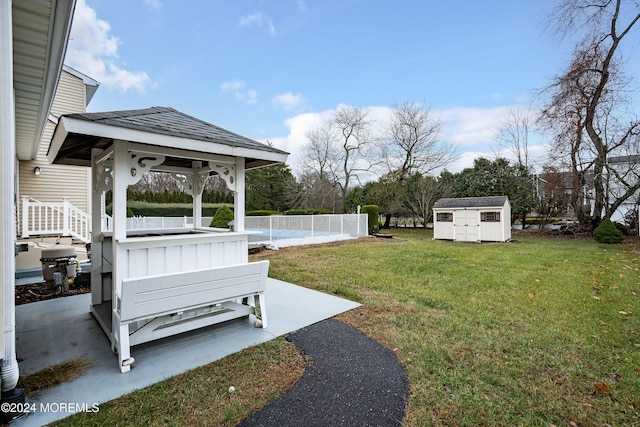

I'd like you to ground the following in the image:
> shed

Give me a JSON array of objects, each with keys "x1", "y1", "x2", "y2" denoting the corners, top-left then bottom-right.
[
  {"x1": 433, "y1": 196, "x2": 511, "y2": 242},
  {"x1": 48, "y1": 106, "x2": 289, "y2": 372}
]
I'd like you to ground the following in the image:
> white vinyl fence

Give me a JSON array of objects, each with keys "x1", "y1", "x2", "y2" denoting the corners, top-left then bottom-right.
[
  {"x1": 243, "y1": 214, "x2": 368, "y2": 245},
  {"x1": 22, "y1": 197, "x2": 369, "y2": 247}
]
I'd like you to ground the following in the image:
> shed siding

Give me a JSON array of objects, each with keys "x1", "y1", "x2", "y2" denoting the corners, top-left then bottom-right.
[
  {"x1": 18, "y1": 70, "x2": 91, "y2": 225},
  {"x1": 433, "y1": 211, "x2": 454, "y2": 240}
]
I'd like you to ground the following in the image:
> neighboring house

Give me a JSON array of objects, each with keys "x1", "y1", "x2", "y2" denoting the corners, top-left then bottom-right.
[
  {"x1": 1, "y1": 0, "x2": 76, "y2": 417},
  {"x1": 18, "y1": 65, "x2": 99, "y2": 223},
  {"x1": 433, "y1": 196, "x2": 511, "y2": 243},
  {"x1": 596, "y1": 155, "x2": 640, "y2": 227}
]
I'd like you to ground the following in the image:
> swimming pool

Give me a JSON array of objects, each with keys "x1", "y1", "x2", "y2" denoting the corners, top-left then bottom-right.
[{"x1": 246, "y1": 228, "x2": 353, "y2": 247}]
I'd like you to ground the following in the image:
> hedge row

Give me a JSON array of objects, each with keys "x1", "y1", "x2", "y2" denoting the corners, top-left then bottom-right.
[
  {"x1": 107, "y1": 204, "x2": 336, "y2": 217},
  {"x1": 107, "y1": 204, "x2": 227, "y2": 217}
]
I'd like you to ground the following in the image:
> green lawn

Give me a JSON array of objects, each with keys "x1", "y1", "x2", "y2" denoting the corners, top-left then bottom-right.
[{"x1": 54, "y1": 230, "x2": 640, "y2": 426}]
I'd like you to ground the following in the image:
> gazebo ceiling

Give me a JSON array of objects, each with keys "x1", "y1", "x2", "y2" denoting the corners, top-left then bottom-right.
[{"x1": 48, "y1": 106, "x2": 288, "y2": 169}]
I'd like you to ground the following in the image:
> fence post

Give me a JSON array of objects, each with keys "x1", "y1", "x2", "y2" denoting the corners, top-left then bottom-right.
[
  {"x1": 63, "y1": 197, "x2": 70, "y2": 236},
  {"x1": 21, "y1": 196, "x2": 29, "y2": 238}
]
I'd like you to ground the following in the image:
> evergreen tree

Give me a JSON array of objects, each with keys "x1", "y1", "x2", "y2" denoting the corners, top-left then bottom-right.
[{"x1": 245, "y1": 164, "x2": 295, "y2": 212}]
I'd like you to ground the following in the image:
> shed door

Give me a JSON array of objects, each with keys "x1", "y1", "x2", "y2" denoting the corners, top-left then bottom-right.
[{"x1": 454, "y1": 209, "x2": 480, "y2": 242}]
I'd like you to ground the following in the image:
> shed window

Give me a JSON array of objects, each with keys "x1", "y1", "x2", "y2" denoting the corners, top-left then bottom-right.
[
  {"x1": 481, "y1": 212, "x2": 500, "y2": 222},
  {"x1": 437, "y1": 212, "x2": 453, "y2": 222}
]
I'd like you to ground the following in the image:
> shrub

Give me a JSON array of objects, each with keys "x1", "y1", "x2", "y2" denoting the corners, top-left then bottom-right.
[
  {"x1": 594, "y1": 218, "x2": 624, "y2": 244},
  {"x1": 306, "y1": 208, "x2": 333, "y2": 215},
  {"x1": 284, "y1": 209, "x2": 307, "y2": 215},
  {"x1": 210, "y1": 205, "x2": 235, "y2": 228},
  {"x1": 361, "y1": 205, "x2": 379, "y2": 235},
  {"x1": 284, "y1": 208, "x2": 333, "y2": 215},
  {"x1": 247, "y1": 210, "x2": 281, "y2": 216}
]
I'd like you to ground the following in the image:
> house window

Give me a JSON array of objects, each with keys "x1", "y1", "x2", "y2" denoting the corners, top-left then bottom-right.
[
  {"x1": 481, "y1": 212, "x2": 500, "y2": 222},
  {"x1": 437, "y1": 212, "x2": 453, "y2": 222}
]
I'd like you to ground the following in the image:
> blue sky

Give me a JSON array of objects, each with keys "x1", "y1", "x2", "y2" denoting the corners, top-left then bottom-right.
[{"x1": 63, "y1": 0, "x2": 637, "y2": 175}]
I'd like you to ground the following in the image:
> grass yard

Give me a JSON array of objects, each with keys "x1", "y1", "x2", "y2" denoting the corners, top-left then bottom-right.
[{"x1": 53, "y1": 229, "x2": 640, "y2": 426}]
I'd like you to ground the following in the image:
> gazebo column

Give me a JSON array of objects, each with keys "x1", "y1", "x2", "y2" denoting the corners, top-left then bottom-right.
[
  {"x1": 91, "y1": 148, "x2": 106, "y2": 306},
  {"x1": 234, "y1": 157, "x2": 245, "y2": 232},
  {"x1": 111, "y1": 141, "x2": 131, "y2": 372},
  {"x1": 192, "y1": 161, "x2": 203, "y2": 229}
]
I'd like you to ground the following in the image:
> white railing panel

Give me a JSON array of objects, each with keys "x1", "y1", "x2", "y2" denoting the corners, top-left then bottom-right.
[
  {"x1": 21, "y1": 197, "x2": 91, "y2": 243},
  {"x1": 22, "y1": 198, "x2": 369, "y2": 248}
]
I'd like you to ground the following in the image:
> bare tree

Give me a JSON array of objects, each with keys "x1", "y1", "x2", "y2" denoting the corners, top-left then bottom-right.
[
  {"x1": 383, "y1": 101, "x2": 456, "y2": 178},
  {"x1": 300, "y1": 122, "x2": 341, "y2": 209},
  {"x1": 540, "y1": 0, "x2": 640, "y2": 225},
  {"x1": 303, "y1": 122, "x2": 338, "y2": 183},
  {"x1": 495, "y1": 106, "x2": 533, "y2": 168},
  {"x1": 300, "y1": 105, "x2": 376, "y2": 210},
  {"x1": 332, "y1": 105, "x2": 376, "y2": 199}
]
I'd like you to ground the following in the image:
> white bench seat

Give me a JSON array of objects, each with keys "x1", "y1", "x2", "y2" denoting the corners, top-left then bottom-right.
[{"x1": 112, "y1": 260, "x2": 269, "y2": 373}]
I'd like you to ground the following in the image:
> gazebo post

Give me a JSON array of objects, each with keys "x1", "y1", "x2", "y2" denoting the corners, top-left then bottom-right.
[
  {"x1": 112, "y1": 140, "x2": 132, "y2": 372},
  {"x1": 90, "y1": 148, "x2": 103, "y2": 306},
  {"x1": 192, "y1": 161, "x2": 203, "y2": 229},
  {"x1": 234, "y1": 157, "x2": 245, "y2": 232}
]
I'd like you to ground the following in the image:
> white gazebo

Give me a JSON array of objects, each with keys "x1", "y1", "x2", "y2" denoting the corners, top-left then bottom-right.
[{"x1": 48, "y1": 106, "x2": 288, "y2": 372}]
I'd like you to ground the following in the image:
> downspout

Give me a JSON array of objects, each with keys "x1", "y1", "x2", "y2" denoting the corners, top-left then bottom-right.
[{"x1": 0, "y1": 0, "x2": 24, "y2": 419}]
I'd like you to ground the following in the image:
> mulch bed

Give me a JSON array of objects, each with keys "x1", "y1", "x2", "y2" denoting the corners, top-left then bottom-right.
[{"x1": 15, "y1": 274, "x2": 90, "y2": 306}]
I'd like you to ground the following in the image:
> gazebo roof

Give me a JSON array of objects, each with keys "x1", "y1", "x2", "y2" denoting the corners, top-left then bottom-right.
[
  {"x1": 48, "y1": 106, "x2": 288, "y2": 169},
  {"x1": 433, "y1": 196, "x2": 509, "y2": 209}
]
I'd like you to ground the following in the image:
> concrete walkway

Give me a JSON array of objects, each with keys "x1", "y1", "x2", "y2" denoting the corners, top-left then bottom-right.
[{"x1": 12, "y1": 278, "x2": 360, "y2": 426}]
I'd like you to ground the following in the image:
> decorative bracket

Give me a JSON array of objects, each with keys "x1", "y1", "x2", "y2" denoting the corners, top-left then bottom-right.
[
  {"x1": 170, "y1": 171, "x2": 209, "y2": 196},
  {"x1": 128, "y1": 152, "x2": 165, "y2": 186},
  {"x1": 208, "y1": 162, "x2": 236, "y2": 192},
  {"x1": 95, "y1": 158, "x2": 113, "y2": 192},
  {"x1": 195, "y1": 171, "x2": 209, "y2": 196}
]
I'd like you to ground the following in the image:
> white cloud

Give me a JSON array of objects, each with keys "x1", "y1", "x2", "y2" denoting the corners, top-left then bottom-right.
[
  {"x1": 268, "y1": 19, "x2": 277, "y2": 36},
  {"x1": 238, "y1": 89, "x2": 258, "y2": 105},
  {"x1": 239, "y1": 11, "x2": 276, "y2": 36},
  {"x1": 65, "y1": 0, "x2": 151, "y2": 93},
  {"x1": 143, "y1": 0, "x2": 162, "y2": 12},
  {"x1": 220, "y1": 80, "x2": 246, "y2": 91},
  {"x1": 272, "y1": 92, "x2": 306, "y2": 112},
  {"x1": 439, "y1": 106, "x2": 512, "y2": 147},
  {"x1": 239, "y1": 12, "x2": 262, "y2": 27},
  {"x1": 221, "y1": 80, "x2": 257, "y2": 105}
]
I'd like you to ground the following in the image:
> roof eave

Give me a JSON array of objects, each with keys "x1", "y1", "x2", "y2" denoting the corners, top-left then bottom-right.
[
  {"x1": 13, "y1": 0, "x2": 76, "y2": 160},
  {"x1": 48, "y1": 116, "x2": 289, "y2": 166}
]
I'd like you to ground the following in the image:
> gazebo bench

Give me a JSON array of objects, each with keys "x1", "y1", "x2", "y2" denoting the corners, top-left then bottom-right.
[{"x1": 112, "y1": 260, "x2": 270, "y2": 373}]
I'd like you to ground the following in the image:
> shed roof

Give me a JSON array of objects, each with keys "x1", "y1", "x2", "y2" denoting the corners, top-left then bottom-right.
[
  {"x1": 48, "y1": 106, "x2": 289, "y2": 169},
  {"x1": 434, "y1": 196, "x2": 509, "y2": 209}
]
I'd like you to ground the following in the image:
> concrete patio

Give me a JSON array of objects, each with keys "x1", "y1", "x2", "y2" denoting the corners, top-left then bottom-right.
[{"x1": 12, "y1": 278, "x2": 360, "y2": 426}]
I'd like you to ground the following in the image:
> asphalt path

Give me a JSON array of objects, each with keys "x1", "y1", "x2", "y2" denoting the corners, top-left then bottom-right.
[{"x1": 238, "y1": 319, "x2": 409, "y2": 427}]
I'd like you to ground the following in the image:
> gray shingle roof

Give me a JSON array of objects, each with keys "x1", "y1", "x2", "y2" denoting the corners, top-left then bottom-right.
[
  {"x1": 63, "y1": 106, "x2": 287, "y2": 155},
  {"x1": 433, "y1": 196, "x2": 509, "y2": 209},
  {"x1": 49, "y1": 106, "x2": 288, "y2": 169}
]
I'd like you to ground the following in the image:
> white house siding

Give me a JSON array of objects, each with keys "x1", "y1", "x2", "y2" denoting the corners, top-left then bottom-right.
[{"x1": 17, "y1": 69, "x2": 91, "y2": 224}]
